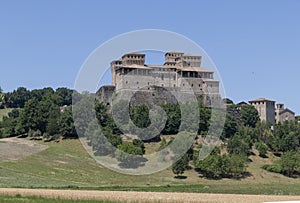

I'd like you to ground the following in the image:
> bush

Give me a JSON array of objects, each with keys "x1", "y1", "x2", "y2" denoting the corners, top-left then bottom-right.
[
  {"x1": 280, "y1": 151, "x2": 300, "y2": 177},
  {"x1": 262, "y1": 164, "x2": 282, "y2": 174},
  {"x1": 256, "y1": 142, "x2": 268, "y2": 157}
]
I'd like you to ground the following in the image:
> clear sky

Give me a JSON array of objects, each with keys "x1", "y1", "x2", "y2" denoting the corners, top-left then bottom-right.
[{"x1": 0, "y1": 1, "x2": 299, "y2": 114}]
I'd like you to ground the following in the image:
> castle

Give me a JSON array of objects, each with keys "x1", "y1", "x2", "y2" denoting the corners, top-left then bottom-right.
[
  {"x1": 97, "y1": 51, "x2": 220, "y2": 105},
  {"x1": 249, "y1": 98, "x2": 295, "y2": 124}
]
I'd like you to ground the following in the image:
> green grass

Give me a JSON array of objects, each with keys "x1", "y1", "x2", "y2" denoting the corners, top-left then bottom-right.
[
  {"x1": 0, "y1": 195, "x2": 120, "y2": 203},
  {"x1": 0, "y1": 139, "x2": 300, "y2": 195}
]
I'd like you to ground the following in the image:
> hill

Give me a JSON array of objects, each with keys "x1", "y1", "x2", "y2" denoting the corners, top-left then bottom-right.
[{"x1": 0, "y1": 138, "x2": 300, "y2": 195}]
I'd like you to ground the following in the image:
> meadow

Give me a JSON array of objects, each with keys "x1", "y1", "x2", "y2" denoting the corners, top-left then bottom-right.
[{"x1": 0, "y1": 138, "x2": 300, "y2": 196}]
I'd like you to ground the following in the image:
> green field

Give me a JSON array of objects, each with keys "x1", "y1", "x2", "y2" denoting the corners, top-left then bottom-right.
[
  {"x1": 0, "y1": 195, "x2": 118, "y2": 203},
  {"x1": 0, "y1": 138, "x2": 300, "y2": 195},
  {"x1": 0, "y1": 108, "x2": 13, "y2": 122}
]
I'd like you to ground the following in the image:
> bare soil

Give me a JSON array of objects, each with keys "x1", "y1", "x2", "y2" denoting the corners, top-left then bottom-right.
[{"x1": 0, "y1": 137, "x2": 48, "y2": 162}]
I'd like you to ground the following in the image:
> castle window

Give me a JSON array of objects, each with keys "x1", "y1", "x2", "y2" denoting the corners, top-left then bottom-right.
[
  {"x1": 191, "y1": 84, "x2": 194, "y2": 87},
  {"x1": 137, "y1": 81, "x2": 139, "y2": 84},
  {"x1": 162, "y1": 84, "x2": 164, "y2": 87},
  {"x1": 161, "y1": 75, "x2": 164, "y2": 80},
  {"x1": 199, "y1": 84, "x2": 201, "y2": 87},
  {"x1": 126, "y1": 81, "x2": 128, "y2": 84}
]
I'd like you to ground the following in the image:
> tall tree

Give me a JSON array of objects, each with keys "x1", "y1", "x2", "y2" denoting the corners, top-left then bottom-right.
[
  {"x1": 46, "y1": 105, "x2": 60, "y2": 136},
  {"x1": 222, "y1": 114, "x2": 238, "y2": 139},
  {"x1": 59, "y1": 106, "x2": 77, "y2": 138},
  {"x1": 240, "y1": 105, "x2": 259, "y2": 128}
]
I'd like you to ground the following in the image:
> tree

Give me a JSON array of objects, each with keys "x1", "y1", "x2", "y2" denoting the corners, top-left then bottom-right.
[
  {"x1": 59, "y1": 106, "x2": 77, "y2": 138},
  {"x1": 196, "y1": 153, "x2": 223, "y2": 179},
  {"x1": 222, "y1": 114, "x2": 238, "y2": 139},
  {"x1": 133, "y1": 139, "x2": 145, "y2": 154},
  {"x1": 161, "y1": 103, "x2": 181, "y2": 135},
  {"x1": 240, "y1": 105, "x2": 259, "y2": 128},
  {"x1": 198, "y1": 103, "x2": 212, "y2": 134},
  {"x1": 18, "y1": 98, "x2": 40, "y2": 132},
  {"x1": 223, "y1": 98, "x2": 234, "y2": 105},
  {"x1": 55, "y1": 87, "x2": 73, "y2": 106},
  {"x1": 172, "y1": 154, "x2": 189, "y2": 177},
  {"x1": 115, "y1": 142, "x2": 144, "y2": 167},
  {"x1": 4, "y1": 87, "x2": 31, "y2": 108},
  {"x1": 0, "y1": 86, "x2": 3, "y2": 106},
  {"x1": 256, "y1": 142, "x2": 268, "y2": 157},
  {"x1": 72, "y1": 94, "x2": 96, "y2": 137},
  {"x1": 227, "y1": 154, "x2": 247, "y2": 177},
  {"x1": 46, "y1": 105, "x2": 60, "y2": 137},
  {"x1": 280, "y1": 151, "x2": 300, "y2": 177},
  {"x1": 0, "y1": 109, "x2": 20, "y2": 137},
  {"x1": 227, "y1": 133, "x2": 252, "y2": 156},
  {"x1": 130, "y1": 104, "x2": 151, "y2": 128}
]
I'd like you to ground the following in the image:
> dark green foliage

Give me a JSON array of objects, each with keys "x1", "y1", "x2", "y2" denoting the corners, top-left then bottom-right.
[
  {"x1": 266, "y1": 121, "x2": 300, "y2": 153},
  {"x1": 133, "y1": 139, "x2": 145, "y2": 154},
  {"x1": 59, "y1": 106, "x2": 77, "y2": 138},
  {"x1": 46, "y1": 105, "x2": 60, "y2": 136},
  {"x1": 198, "y1": 104, "x2": 212, "y2": 134},
  {"x1": 240, "y1": 105, "x2": 259, "y2": 128},
  {"x1": 161, "y1": 103, "x2": 181, "y2": 135},
  {"x1": 130, "y1": 104, "x2": 151, "y2": 129},
  {"x1": 172, "y1": 154, "x2": 189, "y2": 177},
  {"x1": 223, "y1": 98, "x2": 234, "y2": 104},
  {"x1": 256, "y1": 142, "x2": 268, "y2": 157},
  {"x1": 4, "y1": 87, "x2": 31, "y2": 108},
  {"x1": 227, "y1": 133, "x2": 252, "y2": 156},
  {"x1": 195, "y1": 151, "x2": 247, "y2": 179},
  {"x1": 115, "y1": 142, "x2": 144, "y2": 167},
  {"x1": 72, "y1": 94, "x2": 96, "y2": 137},
  {"x1": 262, "y1": 151, "x2": 300, "y2": 177},
  {"x1": 55, "y1": 87, "x2": 73, "y2": 106},
  {"x1": 280, "y1": 151, "x2": 300, "y2": 177},
  {"x1": 262, "y1": 164, "x2": 282, "y2": 174},
  {"x1": 0, "y1": 109, "x2": 21, "y2": 137},
  {"x1": 222, "y1": 114, "x2": 238, "y2": 139}
]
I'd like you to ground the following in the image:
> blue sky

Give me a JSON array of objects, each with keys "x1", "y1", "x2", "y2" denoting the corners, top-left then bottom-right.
[{"x1": 0, "y1": 1, "x2": 299, "y2": 114}]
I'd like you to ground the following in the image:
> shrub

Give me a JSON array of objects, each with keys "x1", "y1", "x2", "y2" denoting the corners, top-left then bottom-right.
[
  {"x1": 256, "y1": 142, "x2": 268, "y2": 157},
  {"x1": 262, "y1": 164, "x2": 282, "y2": 174}
]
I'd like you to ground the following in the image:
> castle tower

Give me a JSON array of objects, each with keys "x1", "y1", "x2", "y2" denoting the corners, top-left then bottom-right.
[{"x1": 249, "y1": 98, "x2": 275, "y2": 123}]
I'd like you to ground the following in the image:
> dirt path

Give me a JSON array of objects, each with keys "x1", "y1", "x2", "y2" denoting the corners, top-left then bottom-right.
[
  {"x1": 0, "y1": 188, "x2": 300, "y2": 203},
  {"x1": 0, "y1": 137, "x2": 48, "y2": 161}
]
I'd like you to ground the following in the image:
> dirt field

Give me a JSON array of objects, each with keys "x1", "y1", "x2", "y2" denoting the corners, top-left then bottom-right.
[
  {"x1": 0, "y1": 188, "x2": 300, "y2": 203},
  {"x1": 0, "y1": 137, "x2": 48, "y2": 162}
]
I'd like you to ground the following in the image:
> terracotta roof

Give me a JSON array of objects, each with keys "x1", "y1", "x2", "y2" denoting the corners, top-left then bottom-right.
[{"x1": 249, "y1": 98, "x2": 275, "y2": 103}]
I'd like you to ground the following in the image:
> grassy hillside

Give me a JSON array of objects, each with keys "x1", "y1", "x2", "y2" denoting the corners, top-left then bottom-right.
[
  {"x1": 0, "y1": 138, "x2": 300, "y2": 195},
  {"x1": 0, "y1": 108, "x2": 13, "y2": 122}
]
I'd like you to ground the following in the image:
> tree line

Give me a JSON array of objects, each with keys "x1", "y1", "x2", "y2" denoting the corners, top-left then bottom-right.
[
  {"x1": 0, "y1": 87, "x2": 78, "y2": 140},
  {"x1": 0, "y1": 87, "x2": 299, "y2": 178}
]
